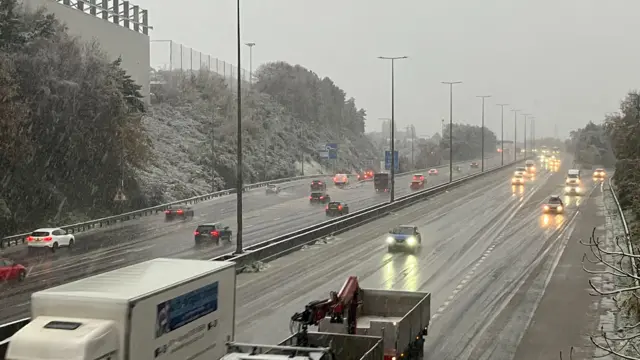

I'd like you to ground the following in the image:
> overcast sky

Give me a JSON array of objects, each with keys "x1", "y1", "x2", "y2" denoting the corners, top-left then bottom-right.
[{"x1": 137, "y1": 0, "x2": 639, "y2": 140}]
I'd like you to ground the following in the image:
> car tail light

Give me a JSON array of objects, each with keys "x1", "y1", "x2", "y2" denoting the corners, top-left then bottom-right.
[
  {"x1": 26, "y1": 236, "x2": 33, "y2": 242},
  {"x1": 43, "y1": 236, "x2": 52, "y2": 242},
  {"x1": 338, "y1": 205, "x2": 343, "y2": 210},
  {"x1": 211, "y1": 230, "x2": 219, "y2": 237},
  {"x1": 320, "y1": 196, "x2": 324, "y2": 200},
  {"x1": 309, "y1": 196, "x2": 313, "y2": 199},
  {"x1": 325, "y1": 206, "x2": 329, "y2": 210},
  {"x1": 194, "y1": 231, "x2": 200, "y2": 235},
  {"x1": 164, "y1": 210, "x2": 171, "y2": 214},
  {"x1": 177, "y1": 209, "x2": 184, "y2": 214}
]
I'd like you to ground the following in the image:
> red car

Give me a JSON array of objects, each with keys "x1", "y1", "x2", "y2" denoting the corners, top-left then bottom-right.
[
  {"x1": 428, "y1": 169, "x2": 439, "y2": 176},
  {"x1": 0, "y1": 259, "x2": 26, "y2": 282},
  {"x1": 412, "y1": 174, "x2": 425, "y2": 181}
]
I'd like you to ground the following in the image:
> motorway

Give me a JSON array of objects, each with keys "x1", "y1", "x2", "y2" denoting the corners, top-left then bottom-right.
[
  {"x1": 0, "y1": 154, "x2": 517, "y2": 322},
  {"x1": 231, "y1": 156, "x2": 602, "y2": 359}
]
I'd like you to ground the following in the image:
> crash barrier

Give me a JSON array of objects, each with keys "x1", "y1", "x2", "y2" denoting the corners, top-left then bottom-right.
[
  {"x1": 608, "y1": 177, "x2": 640, "y2": 288},
  {"x1": 1, "y1": 154, "x2": 501, "y2": 249},
  {"x1": 0, "y1": 155, "x2": 525, "y2": 350},
  {"x1": 213, "y1": 156, "x2": 528, "y2": 272}
]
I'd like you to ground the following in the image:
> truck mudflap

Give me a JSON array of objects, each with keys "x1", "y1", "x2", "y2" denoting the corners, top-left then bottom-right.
[{"x1": 277, "y1": 332, "x2": 384, "y2": 360}]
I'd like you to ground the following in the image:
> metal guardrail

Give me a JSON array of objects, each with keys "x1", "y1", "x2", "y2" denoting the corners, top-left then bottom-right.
[
  {"x1": 1, "y1": 156, "x2": 497, "y2": 249},
  {"x1": 0, "y1": 154, "x2": 518, "y2": 349},
  {"x1": 212, "y1": 156, "x2": 527, "y2": 271},
  {"x1": 608, "y1": 177, "x2": 639, "y2": 287}
]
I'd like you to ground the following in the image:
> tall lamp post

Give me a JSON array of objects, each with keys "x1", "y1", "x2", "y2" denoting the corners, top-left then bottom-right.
[
  {"x1": 235, "y1": 0, "x2": 244, "y2": 254},
  {"x1": 442, "y1": 81, "x2": 462, "y2": 182},
  {"x1": 378, "y1": 56, "x2": 408, "y2": 203},
  {"x1": 522, "y1": 113, "x2": 531, "y2": 158},
  {"x1": 245, "y1": 42, "x2": 255, "y2": 87},
  {"x1": 496, "y1": 104, "x2": 509, "y2": 166},
  {"x1": 511, "y1": 109, "x2": 520, "y2": 161},
  {"x1": 477, "y1": 95, "x2": 491, "y2": 171}
]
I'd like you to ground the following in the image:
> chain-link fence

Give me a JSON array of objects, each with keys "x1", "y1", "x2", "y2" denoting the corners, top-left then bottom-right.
[{"x1": 150, "y1": 40, "x2": 250, "y2": 86}]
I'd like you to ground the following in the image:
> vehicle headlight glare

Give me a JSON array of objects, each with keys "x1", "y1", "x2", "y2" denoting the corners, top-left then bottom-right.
[
  {"x1": 565, "y1": 186, "x2": 571, "y2": 192},
  {"x1": 544, "y1": 205, "x2": 549, "y2": 211},
  {"x1": 407, "y1": 237, "x2": 417, "y2": 246},
  {"x1": 557, "y1": 206, "x2": 563, "y2": 211},
  {"x1": 386, "y1": 237, "x2": 395, "y2": 244}
]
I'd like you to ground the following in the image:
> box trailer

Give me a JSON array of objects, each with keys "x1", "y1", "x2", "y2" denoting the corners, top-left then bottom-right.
[
  {"x1": 6, "y1": 258, "x2": 236, "y2": 360},
  {"x1": 317, "y1": 288, "x2": 430, "y2": 360}
]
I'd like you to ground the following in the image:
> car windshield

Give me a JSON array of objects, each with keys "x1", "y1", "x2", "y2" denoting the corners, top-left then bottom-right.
[
  {"x1": 514, "y1": 174, "x2": 523, "y2": 178},
  {"x1": 392, "y1": 226, "x2": 414, "y2": 235},
  {"x1": 197, "y1": 225, "x2": 215, "y2": 233},
  {"x1": 548, "y1": 197, "x2": 562, "y2": 204},
  {"x1": 328, "y1": 202, "x2": 341, "y2": 207},
  {"x1": 567, "y1": 174, "x2": 578, "y2": 178},
  {"x1": 312, "y1": 180, "x2": 322, "y2": 184}
]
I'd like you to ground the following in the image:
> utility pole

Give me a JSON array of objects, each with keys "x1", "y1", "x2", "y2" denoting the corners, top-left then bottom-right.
[
  {"x1": 522, "y1": 113, "x2": 531, "y2": 158},
  {"x1": 245, "y1": 42, "x2": 255, "y2": 88},
  {"x1": 496, "y1": 104, "x2": 509, "y2": 166},
  {"x1": 511, "y1": 109, "x2": 521, "y2": 162},
  {"x1": 442, "y1": 81, "x2": 463, "y2": 182},
  {"x1": 378, "y1": 56, "x2": 408, "y2": 203},
  {"x1": 235, "y1": 0, "x2": 244, "y2": 254},
  {"x1": 477, "y1": 95, "x2": 491, "y2": 172}
]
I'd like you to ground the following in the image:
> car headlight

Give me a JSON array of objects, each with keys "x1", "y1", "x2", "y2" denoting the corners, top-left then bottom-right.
[
  {"x1": 407, "y1": 237, "x2": 417, "y2": 246},
  {"x1": 544, "y1": 205, "x2": 549, "y2": 211},
  {"x1": 565, "y1": 186, "x2": 571, "y2": 192},
  {"x1": 557, "y1": 206, "x2": 563, "y2": 211},
  {"x1": 386, "y1": 237, "x2": 395, "y2": 244}
]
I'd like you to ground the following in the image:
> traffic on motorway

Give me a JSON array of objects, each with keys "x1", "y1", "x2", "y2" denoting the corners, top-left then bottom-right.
[
  {"x1": 229, "y1": 153, "x2": 604, "y2": 359},
  {"x1": 0, "y1": 152, "x2": 612, "y2": 360},
  {"x1": 0, "y1": 156, "x2": 506, "y2": 321}
]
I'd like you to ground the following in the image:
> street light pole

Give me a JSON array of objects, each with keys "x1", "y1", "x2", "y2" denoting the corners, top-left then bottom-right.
[
  {"x1": 235, "y1": 0, "x2": 244, "y2": 254},
  {"x1": 511, "y1": 109, "x2": 520, "y2": 162},
  {"x1": 477, "y1": 95, "x2": 491, "y2": 172},
  {"x1": 442, "y1": 81, "x2": 462, "y2": 182},
  {"x1": 496, "y1": 104, "x2": 508, "y2": 166},
  {"x1": 522, "y1": 113, "x2": 531, "y2": 158},
  {"x1": 378, "y1": 56, "x2": 408, "y2": 203},
  {"x1": 245, "y1": 42, "x2": 255, "y2": 88}
]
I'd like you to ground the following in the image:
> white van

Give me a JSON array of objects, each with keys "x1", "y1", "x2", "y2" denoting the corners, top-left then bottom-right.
[{"x1": 566, "y1": 169, "x2": 581, "y2": 184}]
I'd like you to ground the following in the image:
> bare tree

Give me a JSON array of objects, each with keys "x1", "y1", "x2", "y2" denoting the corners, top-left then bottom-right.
[{"x1": 581, "y1": 227, "x2": 640, "y2": 359}]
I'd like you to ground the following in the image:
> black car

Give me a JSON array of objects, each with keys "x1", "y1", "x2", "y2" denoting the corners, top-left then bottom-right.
[
  {"x1": 164, "y1": 206, "x2": 194, "y2": 221},
  {"x1": 542, "y1": 195, "x2": 565, "y2": 214},
  {"x1": 325, "y1": 201, "x2": 349, "y2": 216},
  {"x1": 309, "y1": 191, "x2": 330, "y2": 204},
  {"x1": 470, "y1": 162, "x2": 479, "y2": 168},
  {"x1": 310, "y1": 180, "x2": 327, "y2": 191},
  {"x1": 194, "y1": 223, "x2": 232, "y2": 245}
]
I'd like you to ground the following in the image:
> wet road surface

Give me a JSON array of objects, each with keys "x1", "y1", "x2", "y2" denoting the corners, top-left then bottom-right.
[
  {"x1": 229, "y1": 158, "x2": 606, "y2": 359},
  {"x1": 0, "y1": 155, "x2": 513, "y2": 322}
]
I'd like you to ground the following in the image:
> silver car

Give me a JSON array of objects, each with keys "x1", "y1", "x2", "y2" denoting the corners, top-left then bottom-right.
[{"x1": 265, "y1": 184, "x2": 281, "y2": 195}]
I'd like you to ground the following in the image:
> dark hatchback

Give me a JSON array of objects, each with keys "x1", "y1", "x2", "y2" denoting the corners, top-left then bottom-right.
[
  {"x1": 310, "y1": 191, "x2": 330, "y2": 204},
  {"x1": 325, "y1": 201, "x2": 349, "y2": 216},
  {"x1": 194, "y1": 223, "x2": 232, "y2": 245},
  {"x1": 165, "y1": 206, "x2": 194, "y2": 221}
]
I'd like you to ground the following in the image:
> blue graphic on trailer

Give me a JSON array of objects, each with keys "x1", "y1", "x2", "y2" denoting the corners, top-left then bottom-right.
[
  {"x1": 385, "y1": 151, "x2": 399, "y2": 171},
  {"x1": 155, "y1": 282, "x2": 218, "y2": 338}
]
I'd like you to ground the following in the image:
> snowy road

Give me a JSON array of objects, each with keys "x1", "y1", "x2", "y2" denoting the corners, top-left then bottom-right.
[
  {"x1": 225, "y1": 158, "x2": 603, "y2": 359},
  {"x1": 0, "y1": 154, "x2": 518, "y2": 322}
]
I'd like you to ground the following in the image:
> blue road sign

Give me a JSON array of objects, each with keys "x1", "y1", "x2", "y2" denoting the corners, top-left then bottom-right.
[
  {"x1": 385, "y1": 151, "x2": 399, "y2": 171},
  {"x1": 326, "y1": 143, "x2": 338, "y2": 159}
]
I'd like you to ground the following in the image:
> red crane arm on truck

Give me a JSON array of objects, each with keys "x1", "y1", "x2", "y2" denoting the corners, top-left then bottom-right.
[{"x1": 290, "y1": 276, "x2": 361, "y2": 340}]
